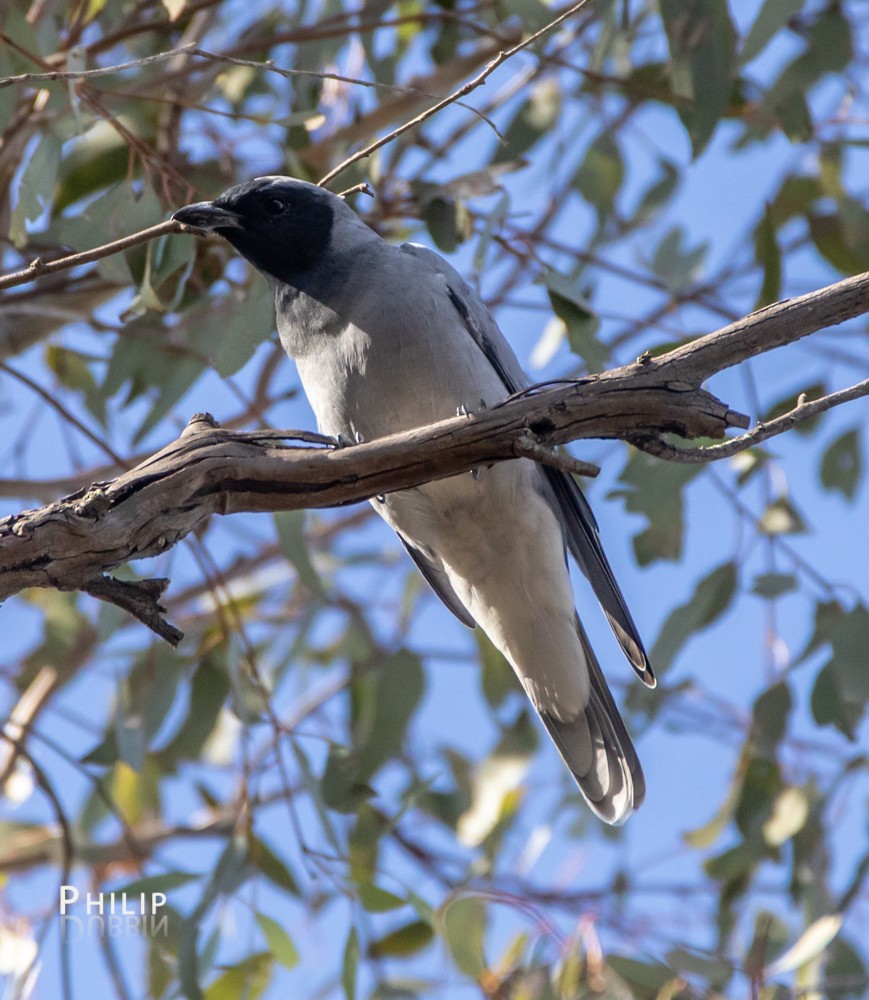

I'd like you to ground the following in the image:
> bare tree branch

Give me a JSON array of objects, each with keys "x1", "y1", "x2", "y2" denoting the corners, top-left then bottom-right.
[
  {"x1": 0, "y1": 220, "x2": 182, "y2": 292},
  {"x1": 633, "y1": 377, "x2": 869, "y2": 463},
  {"x1": 2, "y1": 254, "x2": 869, "y2": 642}
]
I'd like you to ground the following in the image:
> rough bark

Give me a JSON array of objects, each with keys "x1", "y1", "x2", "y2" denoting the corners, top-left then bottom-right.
[{"x1": 3, "y1": 268, "x2": 869, "y2": 642}]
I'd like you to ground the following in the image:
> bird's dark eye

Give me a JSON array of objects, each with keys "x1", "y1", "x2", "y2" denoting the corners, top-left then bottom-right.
[{"x1": 264, "y1": 198, "x2": 286, "y2": 216}]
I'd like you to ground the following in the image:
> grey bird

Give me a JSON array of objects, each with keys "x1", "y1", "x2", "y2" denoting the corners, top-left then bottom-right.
[{"x1": 173, "y1": 176, "x2": 655, "y2": 824}]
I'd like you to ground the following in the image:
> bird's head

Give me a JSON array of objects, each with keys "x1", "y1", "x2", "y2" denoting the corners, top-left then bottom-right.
[{"x1": 172, "y1": 176, "x2": 349, "y2": 283}]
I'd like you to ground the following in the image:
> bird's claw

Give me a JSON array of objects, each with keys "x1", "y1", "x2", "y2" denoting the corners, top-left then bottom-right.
[
  {"x1": 334, "y1": 430, "x2": 365, "y2": 448},
  {"x1": 457, "y1": 398, "x2": 488, "y2": 419}
]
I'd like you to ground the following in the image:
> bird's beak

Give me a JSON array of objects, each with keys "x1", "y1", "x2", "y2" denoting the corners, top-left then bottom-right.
[{"x1": 171, "y1": 201, "x2": 242, "y2": 232}]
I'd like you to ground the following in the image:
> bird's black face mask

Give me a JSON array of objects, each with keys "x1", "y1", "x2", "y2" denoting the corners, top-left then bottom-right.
[{"x1": 172, "y1": 178, "x2": 335, "y2": 284}]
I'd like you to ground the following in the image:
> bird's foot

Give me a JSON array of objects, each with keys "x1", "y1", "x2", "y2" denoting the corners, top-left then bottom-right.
[
  {"x1": 334, "y1": 430, "x2": 365, "y2": 448},
  {"x1": 457, "y1": 400, "x2": 490, "y2": 478},
  {"x1": 456, "y1": 398, "x2": 488, "y2": 419}
]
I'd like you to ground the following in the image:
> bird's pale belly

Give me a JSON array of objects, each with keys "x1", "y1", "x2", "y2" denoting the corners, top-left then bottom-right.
[{"x1": 379, "y1": 461, "x2": 589, "y2": 718}]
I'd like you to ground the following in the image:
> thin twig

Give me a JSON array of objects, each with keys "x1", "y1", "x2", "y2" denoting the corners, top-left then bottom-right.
[
  {"x1": 0, "y1": 361, "x2": 127, "y2": 464},
  {"x1": 0, "y1": 219, "x2": 180, "y2": 292},
  {"x1": 0, "y1": 43, "x2": 198, "y2": 88},
  {"x1": 631, "y1": 378, "x2": 869, "y2": 463},
  {"x1": 513, "y1": 433, "x2": 600, "y2": 477},
  {"x1": 0, "y1": 43, "x2": 500, "y2": 134},
  {"x1": 317, "y1": 0, "x2": 595, "y2": 186},
  {"x1": 0, "y1": 666, "x2": 57, "y2": 787}
]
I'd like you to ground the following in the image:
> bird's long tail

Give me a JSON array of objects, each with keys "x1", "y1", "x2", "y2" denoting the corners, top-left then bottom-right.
[{"x1": 537, "y1": 615, "x2": 644, "y2": 825}]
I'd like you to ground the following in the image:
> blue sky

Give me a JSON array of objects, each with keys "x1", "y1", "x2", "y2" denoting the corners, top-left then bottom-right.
[{"x1": 2, "y1": 1, "x2": 869, "y2": 996}]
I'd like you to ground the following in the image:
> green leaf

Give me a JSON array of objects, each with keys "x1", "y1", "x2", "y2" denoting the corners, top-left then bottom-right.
[
  {"x1": 705, "y1": 841, "x2": 761, "y2": 883},
  {"x1": 273, "y1": 510, "x2": 326, "y2": 596},
  {"x1": 421, "y1": 196, "x2": 472, "y2": 254},
  {"x1": 342, "y1": 927, "x2": 359, "y2": 1000},
  {"x1": 609, "y1": 449, "x2": 701, "y2": 565},
  {"x1": 473, "y1": 190, "x2": 510, "y2": 274},
  {"x1": 750, "y1": 681, "x2": 792, "y2": 758},
  {"x1": 161, "y1": 651, "x2": 230, "y2": 766},
  {"x1": 633, "y1": 158, "x2": 680, "y2": 225},
  {"x1": 369, "y1": 920, "x2": 434, "y2": 959},
  {"x1": 204, "y1": 952, "x2": 272, "y2": 1000},
  {"x1": 203, "y1": 832, "x2": 252, "y2": 906},
  {"x1": 358, "y1": 883, "x2": 405, "y2": 913},
  {"x1": 735, "y1": 753, "x2": 780, "y2": 838},
  {"x1": 115, "y1": 674, "x2": 146, "y2": 771},
  {"x1": 753, "y1": 204, "x2": 781, "y2": 309},
  {"x1": 477, "y1": 630, "x2": 520, "y2": 709},
  {"x1": 255, "y1": 913, "x2": 299, "y2": 969},
  {"x1": 764, "y1": 914, "x2": 843, "y2": 977},
  {"x1": 683, "y1": 763, "x2": 743, "y2": 849},
  {"x1": 290, "y1": 737, "x2": 343, "y2": 852},
  {"x1": 441, "y1": 896, "x2": 487, "y2": 978},
  {"x1": 48, "y1": 184, "x2": 164, "y2": 282},
  {"x1": 249, "y1": 836, "x2": 301, "y2": 897},
  {"x1": 740, "y1": 0, "x2": 804, "y2": 66},
  {"x1": 573, "y1": 131, "x2": 624, "y2": 223},
  {"x1": 810, "y1": 603, "x2": 869, "y2": 738},
  {"x1": 763, "y1": 7, "x2": 852, "y2": 125},
  {"x1": 56, "y1": 118, "x2": 138, "y2": 212},
  {"x1": 10, "y1": 132, "x2": 62, "y2": 248},
  {"x1": 115, "y1": 871, "x2": 200, "y2": 898},
  {"x1": 108, "y1": 645, "x2": 183, "y2": 771},
  {"x1": 608, "y1": 955, "x2": 674, "y2": 997},
  {"x1": 683, "y1": 798, "x2": 734, "y2": 850},
  {"x1": 651, "y1": 226, "x2": 708, "y2": 294},
  {"x1": 22, "y1": 590, "x2": 96, "y2": 689},
  {"x1": 227, "y1": 642, "x2": 270, "y2": 724},
  {"x1": 348, "y1": 803, "x2": 387, "y2": 885},
  {"x1": 762, "y1": 786, "x2": 809, "y2": 847},
  {"x1": 350, "y1": 649, "x2": 424, "y2": 783},
  {"x1": 322, "y1": 743, "x2": 375, "y2": 813},
  {"x1": 823, "y1": 937, "x2": 867, "y2": 1000},
  {"x1": 492, "y1": 80, "x2": 561, "y2": 165},
  {"x1": 110, "y1": 758, "x2": 161, "y2": 827},
  {"x1": 541, "y1": 269, "x2": 606, "y2": 371},
  {"x1": 207, "y1": 282, "x2": 276, "y2": 378},
  {"x1": 666, "y1": 948, "x2": 733, "y2": 991},
  {"x1": 752, "y1": 573, "x2": 797, "y2": 600},
  {"x1": 820, "y1": 428, "x2": 861, "y2": 501},
  {"x1": 650, "y1": 562, "x2": 738, "y2": 673},
  {"x1": 760, "y1": 496, "x2": 806, "y2": 535},
  {"x1": 44, "y1": 345, "x2": 106, "y2": 425},
  {"x1": 659, "y1": 0, "x2": 738, "y2": 155}
]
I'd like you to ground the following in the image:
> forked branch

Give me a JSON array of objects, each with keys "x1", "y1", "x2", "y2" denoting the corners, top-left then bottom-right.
[{"x1": 2, "y1": 226, "x2": 869, "y2": 642}]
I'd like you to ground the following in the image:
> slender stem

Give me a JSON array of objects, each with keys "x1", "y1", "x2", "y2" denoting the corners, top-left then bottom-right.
[{"x1": 0, "y1": 220, "x2": 180, "y2": 292}]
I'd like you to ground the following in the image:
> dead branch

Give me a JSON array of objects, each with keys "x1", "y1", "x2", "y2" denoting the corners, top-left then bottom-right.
[
  {"x1": 2, "y1": 269, "x2": 869, "y2": 643},
  {"x1": 0, "y1": 220, "x2": 182, "y2": 293}
]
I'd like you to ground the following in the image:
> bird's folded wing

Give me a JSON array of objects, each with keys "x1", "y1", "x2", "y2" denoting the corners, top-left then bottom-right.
[
  {"x1": 399, "y1": 241, "x2": 654, "y2": 686},
  {"x1": 398, "y1": 535, "x2": 476, "y2": 628},
  {"x1": 539, "y1": 467, "x2": 655, "y2": 686}
]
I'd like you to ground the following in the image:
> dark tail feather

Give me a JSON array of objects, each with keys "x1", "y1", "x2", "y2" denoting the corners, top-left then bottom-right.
[
  {"x1": 539, "y1": 617, "x2": 645, "y2": 825},
  {"x1": 541, "y1": 466, "x2": 656, "y2": 689}
]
